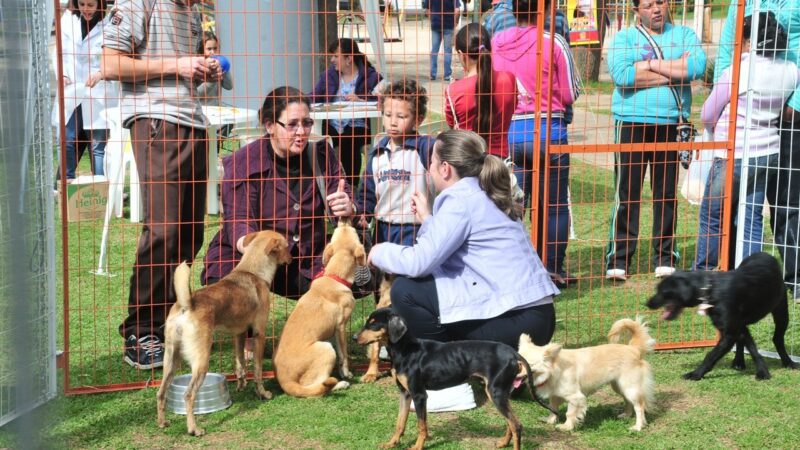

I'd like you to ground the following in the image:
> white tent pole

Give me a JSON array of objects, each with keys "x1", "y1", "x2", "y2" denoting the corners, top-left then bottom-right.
[
  {"x1": 360, "y1": 0, "x2": 386, "y2": 74},
  {"x1": 692, "y1": 0, "x2": 705, "y2": 38}
]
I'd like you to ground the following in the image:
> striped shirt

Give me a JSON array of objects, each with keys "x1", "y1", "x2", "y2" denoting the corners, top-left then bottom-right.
[{"x1": 102, "y1": 0, "x2": 207, "y2": 129}]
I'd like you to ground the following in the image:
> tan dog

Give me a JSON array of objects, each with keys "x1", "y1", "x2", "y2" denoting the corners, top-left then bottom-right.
[
  {"x1": 156, "y1": 231, "x2": 292, "y2": 436},
  {"x1": 273, "y1": 221, "x2": 366, "y2": 397},
  {"x1": 362, "y1": 273, "x2": 394, "y2": 383},
  {"x1": 518, "y1": 318, "x2": 655, "y2": 432}
]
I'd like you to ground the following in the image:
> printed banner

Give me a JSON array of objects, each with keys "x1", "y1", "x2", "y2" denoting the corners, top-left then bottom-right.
[{"x1": 567, "y1": 0, "x2": 601, "y2": 45}]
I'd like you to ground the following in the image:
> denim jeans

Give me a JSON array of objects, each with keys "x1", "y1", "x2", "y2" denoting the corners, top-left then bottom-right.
[
  {"x1": 430, "y1": 27, "x2": 454, "y2": 79},
  {"x1": 510, "y1": 138, "x2": 570, "y2": 274},
  {"x1": 694, "y1": 154, "x2": 778, "y2": 270},
  {"x1": 62, "y1": 106, "x2": 108, "y2": 179}
]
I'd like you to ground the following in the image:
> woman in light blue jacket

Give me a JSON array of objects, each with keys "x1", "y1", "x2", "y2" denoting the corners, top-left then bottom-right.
[{"x1": 368, "y1": 130, "x2": 558, "y2": 349}]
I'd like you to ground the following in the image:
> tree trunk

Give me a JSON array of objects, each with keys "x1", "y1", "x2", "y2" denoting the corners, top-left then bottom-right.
[
  {"x1": 572, "y1": 0, "x2": 608, "y2": 83},
  {"x1": 702, "y1": 5, "x2": 713, "y2": 43}
]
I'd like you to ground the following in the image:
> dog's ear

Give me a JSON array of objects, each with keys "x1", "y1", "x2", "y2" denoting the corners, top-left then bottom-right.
[
  {"x1": 263, "y1": 235, "x2": 280, "y2": 255},
  {"x1": 518, "y1": 333, "x2": 533, "y2": 349},
  {"x1": 387, "y1": 315, "x2": 408, "y2": 343},
  {"x1": 242, "y1": 232, "x2": 259, "y2": 249},
  {"x1": 322, "y1": 243, "x2": 334, "y2": 266},
  {"x1": 543, "y1": 343, "x2": 562, "y2": 362},
  {"x1": 354, "y1": 244, "x2": 367, "y2": 267}
]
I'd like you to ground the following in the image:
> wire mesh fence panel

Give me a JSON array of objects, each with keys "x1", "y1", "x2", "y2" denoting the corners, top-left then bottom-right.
[
  {"x1": 0, "y1": 0, "x2": 58, "y2": 426},
  {"x1": 54, "y1": 0, "x2": 799, "y2": 394}
]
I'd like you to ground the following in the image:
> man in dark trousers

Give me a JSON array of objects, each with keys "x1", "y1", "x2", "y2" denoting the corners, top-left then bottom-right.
[
  {"x1": 102, "y1": 0, "x2": 221, "y2": 369},
  {"x1": 423, "y1": 0, "x2": 460, "y2": 81}
]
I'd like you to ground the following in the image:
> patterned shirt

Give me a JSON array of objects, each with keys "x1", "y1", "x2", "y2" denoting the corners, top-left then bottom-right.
[{"x1": 102, "y1": 0, "x2": 207, "y2": 129}]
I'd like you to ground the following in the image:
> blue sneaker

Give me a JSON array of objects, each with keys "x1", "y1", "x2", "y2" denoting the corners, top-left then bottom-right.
[{"x1": 124, "y1": 334, "x2": 164, "y2": 369}]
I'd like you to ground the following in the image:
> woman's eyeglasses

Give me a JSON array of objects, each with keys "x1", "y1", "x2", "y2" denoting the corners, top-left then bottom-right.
[{"x1": 275, "y1": 118, "x2": 315, "y2": 133}]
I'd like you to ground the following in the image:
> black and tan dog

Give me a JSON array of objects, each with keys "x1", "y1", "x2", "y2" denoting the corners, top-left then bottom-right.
[
  {"x1": 647, "y1": 251, "x2": 798, "y2": 380},
  {"x1": 356, "y1": 308, "x2": 555, "y2": 450},
  {"x1": 156, "y1": 231, "x2": 292, "y2": 436}
]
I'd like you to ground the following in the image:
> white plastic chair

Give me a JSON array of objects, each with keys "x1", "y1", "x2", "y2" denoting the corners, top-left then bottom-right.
[
  {"x1": 94, "y1": 113, "x2": 142, "y2": 276},
  {"x1": 228, "y1": 126, "x2": 265, "y2": 148}
]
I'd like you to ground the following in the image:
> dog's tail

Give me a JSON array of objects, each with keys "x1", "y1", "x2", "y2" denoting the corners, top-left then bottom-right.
[
  {"x1": 173, "y1": 262, "x2": 193, "y2": 311},
  {"x1": 279, "y1": 377, "x2": 341, "y2": 398},
  {"x1": 517, "y1": 353, "x2": 558, "y2": 416},
  {"x1": 607, "y1": 317, "x2": 655, "y2": 355}
]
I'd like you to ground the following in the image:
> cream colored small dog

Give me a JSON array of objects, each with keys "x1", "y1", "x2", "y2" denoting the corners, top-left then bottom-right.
[
  {"x1": 273, "y1": 221, "x2": 365, "y2": 397},
  {"x1": 518, "y1": 318, "x2": 655, "y2": 432}
]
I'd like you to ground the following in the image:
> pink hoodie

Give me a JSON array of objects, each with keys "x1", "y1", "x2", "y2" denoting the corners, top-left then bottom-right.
[{"x1": 491, "y1": 26, "x2": 580, "y2": 116}]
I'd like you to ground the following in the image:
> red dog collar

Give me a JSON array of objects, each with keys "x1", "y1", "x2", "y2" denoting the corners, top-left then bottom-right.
[{"x1": 313, "y1": 270, "x2": 352, "y2": 289}]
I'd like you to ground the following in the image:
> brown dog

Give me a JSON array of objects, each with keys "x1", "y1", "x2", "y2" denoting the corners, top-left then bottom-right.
[
  {"x1": 156, "y1": 231, "x2": 292, "y2": 436},
  {"x1": 518, "y1": 318, "x2": 655, "y2": 432},
  {"x1": 273, "y1": 221, "x2": 366, "y2": 397},
  {"x1": 362, "y1": 273, "x2": 394, "y2": 383}
]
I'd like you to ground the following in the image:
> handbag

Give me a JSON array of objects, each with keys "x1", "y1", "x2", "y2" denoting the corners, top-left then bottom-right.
[{"x1": 635, "y1": 25, "x2": 697, "y2": 168}]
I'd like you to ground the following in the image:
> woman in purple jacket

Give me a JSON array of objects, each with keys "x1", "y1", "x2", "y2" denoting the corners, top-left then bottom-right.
[
  {"x1": 309, "y1": 38, "x2": 382, "y2": 186},
  {"x1": 202, "y1": 86, "x2": 355, "y2": 297}
]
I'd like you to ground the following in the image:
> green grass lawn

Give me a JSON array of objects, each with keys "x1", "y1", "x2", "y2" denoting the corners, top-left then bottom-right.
[{"x1": 8, "y1": 117, "x2": 799, "y2": 448}]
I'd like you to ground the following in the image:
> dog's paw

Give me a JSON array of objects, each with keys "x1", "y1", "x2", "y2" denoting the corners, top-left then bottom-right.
[
  {"x1": 236, "y1": 378, "x2": 247, "y2": 391},
  {"x1": 256, "y1": 386, "x2": 273, "y2": 400},
  {"x1": 157, "y1": 419, "x2": 170, "y2": 429},
  {"x1": 378, "y1": 442, "x2": 398, "y2": 449},
  {"x1": 544, "y1": 414, "x2": 558, "y2": 425},
  {"x1": 628, "y1": 424, "x2": 643, "y2": 432},
  {"x1": 555, "y1": 423, "x2": 575, "y2": 432},
  {"x1": 682, "y1": 370, "x2": 704, "y2": 381},
  {"x1": 332, "y1": 380, "x2": 350, "y2": 391},
  {"x1": 361, "y1": 372, "x2": 379, "y2": 383},
  {"x1": 188, "y1": 427, "x2": 206, "y2": 437},
  {"x1": 731, "y1": 360, "x2": 746, "y2": 371},
  {"x1": 341, "y1": 368, "x2": 354, "y2": 379},
  {"x1": 755, "y1": 370, "x2": 772, "y2": 380},
  {"x1": 783, "y1": 360, "x2": 799, "y2": 370}
]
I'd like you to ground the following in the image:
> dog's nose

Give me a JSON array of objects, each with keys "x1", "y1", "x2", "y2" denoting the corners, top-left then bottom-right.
[{"x1": 352, "y1": 332, "x2": 359, "y2": 342}]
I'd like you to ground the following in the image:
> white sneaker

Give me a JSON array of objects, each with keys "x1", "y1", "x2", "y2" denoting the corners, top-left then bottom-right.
[
  {"x1": 654, "y1": 266, "x2": 676, "y2": 278},
  {"x1": 410, "y1": 383, "x2": 476, "y2": 413},
  {"x1": 606, "y1": 268, "x2": 627, "y2": 281}
]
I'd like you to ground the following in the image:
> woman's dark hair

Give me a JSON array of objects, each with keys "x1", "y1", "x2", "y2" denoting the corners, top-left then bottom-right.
[
  {"x1": 743, "y1": 11, "x2": 788, "y2": 59},
  {"x1": 382, "y1": 79, "x2": 428, "y2": 122},
  {"x1": 435, "y1": 130, "x2": 523, "y2": 221},
  {"x1": 328, "y1": 38, "x2": 373, "y2": 70},
  {"x1": 513, "y1": 0, "x2": 539, "y2": 24},
  {"x1": 203, "y1": 31, "x2": 218, "y2": 46},
  {"x1": 455, "y1": 23, "x2": 495, "y2": 146},
  {"x1": 258, "y1": 86, "x2": 311, "y2": 125},
  {"x1": 71, "y1": 0, "x2": 107, "y2": 33}
]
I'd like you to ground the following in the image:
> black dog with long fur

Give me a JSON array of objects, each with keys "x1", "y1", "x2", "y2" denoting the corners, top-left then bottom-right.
[
  {"x1": 647, "y1": 252, "x2": 798, "y2": 380},
  {"x1": 355, "y1": 308, "x2": 555, "y2": 450}
]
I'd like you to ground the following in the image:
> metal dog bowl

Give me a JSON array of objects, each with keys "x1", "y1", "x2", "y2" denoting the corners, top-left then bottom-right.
[{"x1": 166, "y1": 373, "x2": 232, "y2": 415}]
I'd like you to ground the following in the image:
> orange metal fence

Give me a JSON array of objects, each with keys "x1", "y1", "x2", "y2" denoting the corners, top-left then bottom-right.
[{"x1": 55, "y1": 0, "x2": 798, "y2": 394}]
